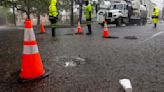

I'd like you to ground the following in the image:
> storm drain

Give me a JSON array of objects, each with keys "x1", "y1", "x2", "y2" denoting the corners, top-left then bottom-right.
[
  {"x1": 54, "y1": 56, "x2": 86, "y2": 67},
  {"x1": 124, "y1": 36, "x2": 138, "y2": 40}
]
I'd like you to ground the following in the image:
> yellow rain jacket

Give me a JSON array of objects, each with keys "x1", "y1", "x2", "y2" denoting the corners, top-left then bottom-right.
[
  {"x1": 49, "y1": 0, "x2": 58, "y2": 17},
  {"x1": 152, "y1": 7, "x2": 159, "y2": 24}
]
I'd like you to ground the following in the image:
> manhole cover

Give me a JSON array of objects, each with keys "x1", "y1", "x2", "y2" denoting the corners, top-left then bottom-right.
[
  {"x1": 54, "y1": 56, "x2": 86, "y2": 67},
  {"x1": 124, "y1": 36, "x2": 138, "y2": 40}
]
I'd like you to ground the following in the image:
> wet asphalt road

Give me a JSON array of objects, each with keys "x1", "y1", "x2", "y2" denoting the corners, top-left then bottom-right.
[{"x1": 0, "y1": 23, "x2": 164, "y2": 92}]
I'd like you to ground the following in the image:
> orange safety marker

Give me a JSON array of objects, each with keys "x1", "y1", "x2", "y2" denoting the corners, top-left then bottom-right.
[
  {"x1": 103, "y1": 21, "x2": 110, "y2": 38},
  {"x1": 40, "y1": 21, "x2": 45, "y2": 34},
  {"x1": 19, "y1": 19, "x2": 49, "y2": 83},
  {"x1": 75, "y1": 21, "x2": 83, "y2": 34}
]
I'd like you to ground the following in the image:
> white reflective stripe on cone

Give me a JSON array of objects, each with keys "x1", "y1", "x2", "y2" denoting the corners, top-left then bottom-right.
[
  {"x1": 23, "y1": 45, "x2": 39, "y2": 54},
  {"x1": 24, "y1": 28, "x2": 36, "y2": 41}
]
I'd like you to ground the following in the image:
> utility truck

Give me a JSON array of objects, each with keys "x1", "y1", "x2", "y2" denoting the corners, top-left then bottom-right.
[{"x1": 97, "y1": 0, "x2": 147, "y2": 26}]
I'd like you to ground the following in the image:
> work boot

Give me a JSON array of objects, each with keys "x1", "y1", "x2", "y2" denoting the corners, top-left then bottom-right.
[
  {"x1": 52, "y1": 28, "x2": 56, "y2": 37},
  {"x1": 86, "y1": 32, "x2": 92, "y2": 35},
  {"x1": 154, "y1": 24, "x2": 157, "y2": 28}
]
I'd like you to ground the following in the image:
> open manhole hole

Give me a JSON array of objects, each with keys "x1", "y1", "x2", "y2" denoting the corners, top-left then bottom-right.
[
  {"x1": 124, "y1": 36, "x2": 138, "y2": 40},
  {"x1": 54, "y1": 56, "x2": 87, "y2": 67}
]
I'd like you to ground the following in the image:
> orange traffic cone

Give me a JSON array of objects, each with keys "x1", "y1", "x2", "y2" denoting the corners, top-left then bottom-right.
[
  {"x1": 40, "y1": 21, "x2": 45, "y2": 34},
  {"x1": 75, "y1": 21, "x2": 83, "y2": 34},
  {"x1": 19, "y1": 19, "x2": 49, "y2": 82},
  {"x1": 103, "y1": 21, "x2": 110, "y2": 38}
]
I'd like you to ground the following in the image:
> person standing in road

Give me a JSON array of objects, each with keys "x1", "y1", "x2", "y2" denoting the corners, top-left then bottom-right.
[
  {"x1": 85, "y1": 0, "x2": 93, "y2": 35},
  {"x1": 49, "y1": 0, "x2": 58, "y2": 37},
  {"x1": 152, "y1": 7, "x2": 159, "y2": 28}
]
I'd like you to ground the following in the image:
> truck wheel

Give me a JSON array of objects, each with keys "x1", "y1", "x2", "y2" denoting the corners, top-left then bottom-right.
[
  {"x1": 101, "y1": 23, "x2": 104, "y2": 28},
  {"x1": 116, "y1": 17, "x2": 122, "y2": 26},
  {"x1": 136, "y1": 20, "x2": 142, "y2": 26},
  {"x1": 139, "y1": 19, "x2": 143, "y2": 26}
]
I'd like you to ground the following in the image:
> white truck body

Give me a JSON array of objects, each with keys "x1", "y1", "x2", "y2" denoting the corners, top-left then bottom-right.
[{"x1": 97, "y1": 0, "x2": 147, "y2": 26}]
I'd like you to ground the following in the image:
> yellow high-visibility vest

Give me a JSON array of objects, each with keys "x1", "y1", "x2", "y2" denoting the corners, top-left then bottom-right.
[
  {"x1": 49, "y1": 0, "x2": 58, "y2": 17},
  {"x1": 152, "y1": 7, "x2": 159, "y2": 24},
  {"x1": 85, "y1": 4, "x2": 92, "y2": 19}
]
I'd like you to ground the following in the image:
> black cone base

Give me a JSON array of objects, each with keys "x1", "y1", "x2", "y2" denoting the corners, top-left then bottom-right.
[
  {"x1": 18, "y1": 71, "x2": 49, "y2": 83},
  {"x1": 103, "y1": 36, "x2": 119, "y2": 39}
]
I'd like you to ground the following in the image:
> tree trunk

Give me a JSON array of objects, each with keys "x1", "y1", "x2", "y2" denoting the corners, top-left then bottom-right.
[
  {"x1": 26, "y1": 9, "x2": 30, "y2": 19},
  {"x1": 27, "y1": 2, "x2": 30, "y2": 19},
  {"x1": 12, "y1": 0, "x2": 16, "y2": 26},
  {"x1": 37, "y1": 12, "x2": 40, "y2": 31},
  {"x1": 79, "y1": 4, "x2": 83, "y2": 23},
  {"x1": 12, "y1": 6, "x2": 16, "y2": 26}
]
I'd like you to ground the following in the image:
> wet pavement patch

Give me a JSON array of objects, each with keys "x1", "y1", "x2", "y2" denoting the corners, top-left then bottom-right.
[
  {"x1": 124, "y1": 36, "x2": 138, "y2": 40},
  {"x1": 54, "y1": 56, "x2": 87, "y2": 67},
  {"x1": 75, "y1": 33, "x2": 84, "y2": 35},
  {"x1": 64, "y1": 33, "x2": 74, "y2": 35}
]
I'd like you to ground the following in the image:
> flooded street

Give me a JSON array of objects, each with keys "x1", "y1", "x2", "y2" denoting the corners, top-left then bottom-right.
[{"x1": 0, "y1": 24, "x2": 164, "y2": 92}]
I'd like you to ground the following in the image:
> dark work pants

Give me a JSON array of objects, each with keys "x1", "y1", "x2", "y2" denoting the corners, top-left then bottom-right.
[
  {"x1": 49, "y1": 17, "x2": 57, "y2": 37},
  {"x1": 154, "y1": 24, "x2": 157, "y2": 28},
  {"x1": 52, "y1": 27, "x2": 56, "y2": 36},
  {"x1": 86, "y1": 19, "x2": 92, "y2": 33}
]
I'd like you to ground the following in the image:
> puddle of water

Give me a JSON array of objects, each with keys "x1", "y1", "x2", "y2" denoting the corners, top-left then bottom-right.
[
  {"x1": 124, "y1": 36, "x2": 138, "y2": 40},
  {"x1": 65, "y1": 61, "x2": 77, "y2": 67},
  {"x1": 64, "y1": 33, "x2": 74, "y2": 35},
  {"x1": 52, "y1": 56, "x2": 86, "y2": 68},
  {"x1": 75, "y1": 57, "x2": 85, "y2": 62}
]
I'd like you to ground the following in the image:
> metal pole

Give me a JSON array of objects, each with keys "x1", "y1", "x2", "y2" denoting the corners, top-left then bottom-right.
[
  {"x1": 163, "y1": 0, "x2": 164, "y2": 20},
  {"x1": 71, "y1": 0, "x2": 74, "y2": 26}
]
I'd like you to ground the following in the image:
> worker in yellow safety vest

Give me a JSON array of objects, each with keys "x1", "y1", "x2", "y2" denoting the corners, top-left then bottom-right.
[
  {"x1": 85, "y1": 0, "x2": 93, "y2": 35},
  {"x1": 49, "y1": 0, "x2": 58, "y2": 37},
  {"x1": 152, "y1": 7, "x2": 159, "y2": 28}
]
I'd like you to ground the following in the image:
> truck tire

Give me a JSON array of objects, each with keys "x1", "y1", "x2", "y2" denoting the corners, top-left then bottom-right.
[
  {"x1": 98, "y1": 23, "x2": 104, "y2": 28},
  {"x1": 101, "y1": 23, "x2": 104, "y2": 28},
  {"x1": 139, "y1": 19, "x2": 146, "y2": 26},
  {"x1": 116, "y1": 17, "x2": 122, "y2": 26},
  {"x1": 137, "y1": 20, "x2": 142, "y2": 26}
]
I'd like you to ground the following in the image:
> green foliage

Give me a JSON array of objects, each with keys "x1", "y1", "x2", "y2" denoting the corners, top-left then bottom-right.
[
  {"x1": 0, "y1": 0, "x2": 49, "y2": 14},
  {"x1": 57, "y1": 0, "x2": 71, "y2": 11},
  {"x1": 0, "y1": 7, "x2": 10, "y2": 24},
  {"x1": 0, "y1": 0, "x2": 72, "y2": 14},
  {"x1": 6, "y1": 12, "x2": 14, "y2": 23}
]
